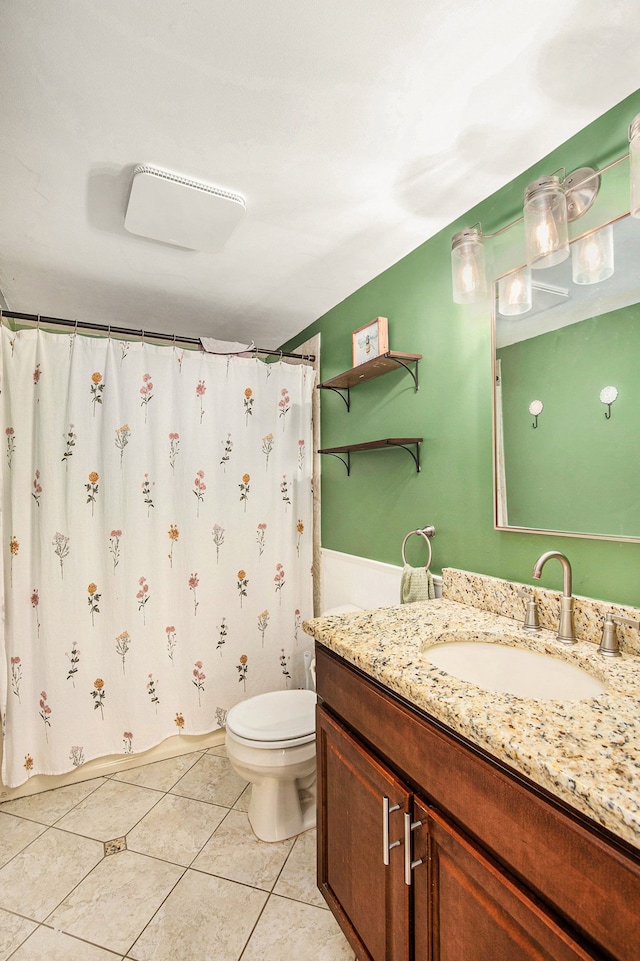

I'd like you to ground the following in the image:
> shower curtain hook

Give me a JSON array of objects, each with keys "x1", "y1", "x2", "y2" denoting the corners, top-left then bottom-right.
[
  {"x1": 140, "y1": 329, "x2": 145, "y2": 347},
  {"x1": 36, "y1": 314, "x2": 41, "y2": 331},
  {"x1": 107, "y1": 324, "x2": 111, "y2": 340}
]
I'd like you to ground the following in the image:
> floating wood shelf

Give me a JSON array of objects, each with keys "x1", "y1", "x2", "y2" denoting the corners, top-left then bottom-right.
[
  {"x1": 318, "y1": 437, "x2": 423, "y2": 475},
  {"x1": 317, "y1": 351, "x2": 422, "y2": 411}
]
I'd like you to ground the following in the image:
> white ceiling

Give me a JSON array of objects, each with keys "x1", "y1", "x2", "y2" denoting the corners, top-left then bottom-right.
[{"x1": 2, "y1": 1, "x2": 640, "y2": 349}]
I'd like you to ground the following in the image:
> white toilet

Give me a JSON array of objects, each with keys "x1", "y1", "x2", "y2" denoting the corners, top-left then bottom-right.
[
  {"x1": 226, "y1": 688, "x2": 317, "y2": 842},
  {"x1": 225, "y1": 604, "x2": 362, "y2": 842}
]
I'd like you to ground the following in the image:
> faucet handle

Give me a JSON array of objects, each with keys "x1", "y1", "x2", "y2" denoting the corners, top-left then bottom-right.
[
  {"x1": 518, "y1": 590, "x2": 540, "y2": 631},
  {"x1": 612, "y1": 613, "x2": 640, "y2": 629},
  {"x1": 599, "y1": 612, "x2": 640, "y2": 657}
]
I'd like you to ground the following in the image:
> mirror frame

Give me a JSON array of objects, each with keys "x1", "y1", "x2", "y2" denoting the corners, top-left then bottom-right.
[{"x1": 491, "y1": 213, "x2": 640, "y2": 543}]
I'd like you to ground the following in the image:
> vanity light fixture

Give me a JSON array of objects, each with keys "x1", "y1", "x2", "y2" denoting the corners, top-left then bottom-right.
[
  {"x1": 630, "y1": 113, "x2": 640, "y2": 218},
  {"x1": 498, "y1": 266, "x2": 532, "y2": 316},
  {"x1": 571, "y1": 224, "x2": 614, "y2": 285},
  {"x1": 450, "y1": 226, "x2": 487, "y2": 304},
  {"x1": 449, "y1": 101, "x2": 640, "y2": 305},
  {"x1": 452, "y1": 167, "x2": 602, "y2": 303},
  {"x1": 599, "y1": 385, "x2": 618, "y2": 419}
]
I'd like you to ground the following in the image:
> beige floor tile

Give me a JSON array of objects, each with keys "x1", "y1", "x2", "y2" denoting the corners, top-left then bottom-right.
[
  {"x1": 233, "y1": 784, "x2": 251, "y2": 813},
  {"x1": 0, "y1": 909, "x2": 37, "y2": 961},
  {"x1": 10, "y1": 924, "x2": 123, "y2": 960},
  {"x1": 0, "y1": 828, "x2": 103, "y2": 921},
  {"x1": 111, "y1": 752, "x2": 203, "y2": 792},
  {"x1": 129, "y1": 869, "x2": 267, "y2": 961},
  {"x1": 55, "y1": 779, "x2": 161, "y2": 841},
  {"x1": 170, "y1": 754, "x2": 247, "y2": 807},
  {"x1": 47, "y1": 850, "x2": 182, "y2": 956},
  {"x1": 0, "y1": 778, "x2": 108, "y2": 827},
  {"x1": 207, "y1": 742, "x2": 227, "y2": 757},
  {"x1": 192, "y1": 809, "x2": 293, "y2": 890},
  {"x1": 273, "y1": 828, "x2": 325, "y2": 907},
  {"x1": 127, "y1": 794, "x2": 228, "y2": 866},
  {"x1": 241, "y1": 894, "x2": 355, "y2": 961},
  {"x1": 0, "y1": 812, "x2": 47, "y2": 869}
]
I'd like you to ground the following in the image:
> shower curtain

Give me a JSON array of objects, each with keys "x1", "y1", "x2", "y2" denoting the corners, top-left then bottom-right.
[{"x1": 0, "y1": 327, "x2": 314, "y2": 788}]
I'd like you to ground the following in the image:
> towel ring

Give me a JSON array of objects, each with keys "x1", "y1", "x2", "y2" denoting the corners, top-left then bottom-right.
[{"x1": 401, "y1": 525, "x2": 435, "y2": 570}]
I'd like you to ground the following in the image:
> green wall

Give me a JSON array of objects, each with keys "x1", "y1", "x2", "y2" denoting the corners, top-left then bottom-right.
[
  {"x1": 498, "y1": 305, "x2": 640, "y2": 535},
  {"x1": 282, "y1": 90, "x2": 640, "y2": 606}
]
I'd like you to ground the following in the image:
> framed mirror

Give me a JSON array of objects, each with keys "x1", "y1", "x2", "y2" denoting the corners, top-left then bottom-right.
[{"x1": 492, "y1": 213, "x2": 640, "y2": 542}]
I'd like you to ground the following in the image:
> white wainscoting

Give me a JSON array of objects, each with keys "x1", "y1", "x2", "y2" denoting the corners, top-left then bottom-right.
[{"x1": 320, "y1": 548, "x2": 442, "y2": 613}]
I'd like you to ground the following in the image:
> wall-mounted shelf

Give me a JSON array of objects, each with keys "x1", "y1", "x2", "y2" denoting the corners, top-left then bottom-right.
[
  {"x1": 318, "y1": 437, "x2": 422, "y2": 475},
  {"x1": 317, "y1": 351, "x2": 422, "y2": 411}
]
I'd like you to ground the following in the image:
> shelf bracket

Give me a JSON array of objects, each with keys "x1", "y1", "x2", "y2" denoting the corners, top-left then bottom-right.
[
  {"x1": 323, "y1": 450, "x2": 351, "y2": 475},
  {"x1": 386, "y1": 356, "x2": 420, "y2": 391},
  {"x1": 320, "y1": 385, "x2": 351, "y2": 411},
  {"x1": 391, "y1": 441, "x2": 421, "y2": 473}
]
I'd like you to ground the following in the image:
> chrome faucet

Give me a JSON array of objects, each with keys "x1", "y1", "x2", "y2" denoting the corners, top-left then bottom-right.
[{"x1": 532, "y1": 551, "x2": 576, "y2": 644}]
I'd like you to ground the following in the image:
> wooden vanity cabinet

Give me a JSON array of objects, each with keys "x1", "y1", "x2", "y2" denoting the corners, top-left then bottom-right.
[
  {"x1": 318, "y1": 706, "x2": 411, "y2": 961},
  {"x1": 316, "y1": 644, "x2": 640, "y2": 961}
]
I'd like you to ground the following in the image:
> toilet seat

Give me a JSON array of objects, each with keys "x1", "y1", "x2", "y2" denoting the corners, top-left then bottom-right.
[{"x1": 226, "y1": 689, "x2": 316, "y2": 749}]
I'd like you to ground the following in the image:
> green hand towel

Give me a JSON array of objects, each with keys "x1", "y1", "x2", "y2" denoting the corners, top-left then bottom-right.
[{"x1": 400, "y1": 564, "x2": 435, "y2": 604}]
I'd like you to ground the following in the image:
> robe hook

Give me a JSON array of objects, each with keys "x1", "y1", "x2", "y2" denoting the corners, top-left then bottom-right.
[{"x1": 599, "y1": 386, "x2": 618, "y2": 420}]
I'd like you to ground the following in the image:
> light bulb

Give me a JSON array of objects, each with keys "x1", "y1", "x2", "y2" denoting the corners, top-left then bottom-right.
[
  {"x1": 498, "y1": 266, "x2": 532, "y2": 316},
  {"x1": 534, "y1": 220, "x2": 559, "y2": 259},
  {"x1": 451, "y1": 228, "x2": 487, "y2": 304},
  {"x1": 524, "y1": 176, "x2": 570, "y2": 269},
  {"x1": 571, "y1": 225, "x2": 614, "y2": 285}
]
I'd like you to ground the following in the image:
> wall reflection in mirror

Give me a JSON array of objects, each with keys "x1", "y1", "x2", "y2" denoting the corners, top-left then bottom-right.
[{"x1": 493, "y1": 214, "x2": 640, "y2": 541}]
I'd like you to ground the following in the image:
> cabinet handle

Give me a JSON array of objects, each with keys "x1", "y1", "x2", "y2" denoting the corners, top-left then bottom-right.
[
  {"x1": 404, "y1": 812, "x2": 423, "y2": 885},
  {"x1": 382, "y1": 796, "x2": 401, "y2": 865}
]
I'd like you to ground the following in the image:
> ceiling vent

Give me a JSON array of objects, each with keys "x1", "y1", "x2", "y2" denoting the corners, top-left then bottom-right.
[{"x1": 124, "y1": 165, "x2": 246, "y2": 251}]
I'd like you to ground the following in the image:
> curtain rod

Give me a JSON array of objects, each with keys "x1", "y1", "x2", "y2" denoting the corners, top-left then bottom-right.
[{"x1": 0, "y1": 310, "x2": 315, "y2": 363}]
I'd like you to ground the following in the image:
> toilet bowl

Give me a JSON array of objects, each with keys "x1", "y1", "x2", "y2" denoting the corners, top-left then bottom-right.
[
  {"x1": 226, "y1": 689, "x2": 317, "y2": 842},
  {"x1": 225, "y1": 604, "x2": 362, "y2": 842}
]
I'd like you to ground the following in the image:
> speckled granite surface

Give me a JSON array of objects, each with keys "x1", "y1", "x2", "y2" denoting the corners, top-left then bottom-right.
[
  {"x1": 443, "y1": 567, "x2": 640, "y2": 656},
  {"x1": 305, "y1": 571, "x2": 640, "y2": 851}
]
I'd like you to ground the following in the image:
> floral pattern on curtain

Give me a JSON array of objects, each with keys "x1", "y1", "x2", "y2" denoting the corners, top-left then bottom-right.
[{"x1": 0, "y1": 328, "x2": 314, "y2": 788}]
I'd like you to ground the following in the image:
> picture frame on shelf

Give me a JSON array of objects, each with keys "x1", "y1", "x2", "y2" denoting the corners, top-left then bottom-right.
[{"x1": 352, "y1": 317, "x2": 389, "y2": 367}]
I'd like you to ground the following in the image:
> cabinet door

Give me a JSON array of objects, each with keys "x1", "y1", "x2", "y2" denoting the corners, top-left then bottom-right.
[
  {"x1": 410, "y1": 798, "x2": 430, "y2": 961},
  {"x1": 428, "y1": 808, "x2": 599, "y2": 961},
  {"x1": 317, "y1": 705, "x2": 411, "y2": 961}
]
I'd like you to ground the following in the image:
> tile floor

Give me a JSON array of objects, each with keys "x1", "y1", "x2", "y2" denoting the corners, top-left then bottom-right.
[{"x1": 0, "y1": 745, "x2": 355, "y2": 961}]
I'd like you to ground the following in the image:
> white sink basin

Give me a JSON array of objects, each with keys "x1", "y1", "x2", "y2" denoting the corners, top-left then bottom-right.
[{"x1": 425, "y1": 640, "x2": 606, "y2": 700}]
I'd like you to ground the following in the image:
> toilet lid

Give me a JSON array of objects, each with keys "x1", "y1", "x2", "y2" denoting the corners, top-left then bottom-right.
[{"x1": 226, "y1": 689, "x2": 316, "y2": 742}]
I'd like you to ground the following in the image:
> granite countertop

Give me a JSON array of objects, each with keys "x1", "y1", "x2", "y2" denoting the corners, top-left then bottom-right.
[{"x1": 304, "y1": 598, "x2": 640, "y2": 852}]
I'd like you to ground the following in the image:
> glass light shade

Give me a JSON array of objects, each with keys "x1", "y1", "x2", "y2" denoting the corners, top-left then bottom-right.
[
  {"x1": 523, "y1": 176, "x2": 570, "y2": 269},
  {"x1": 498, "y1": 266, "x2": 532, "y2": 316},
  {"x1": 571, "y1": 225, "x2": 614, "y2": 285},
  {"x1": 451, "y1": 228, "x2": 487, "y2": 304},
  {"x1": 629, "y1": 113, "x2": 640, "y2": 219}
]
